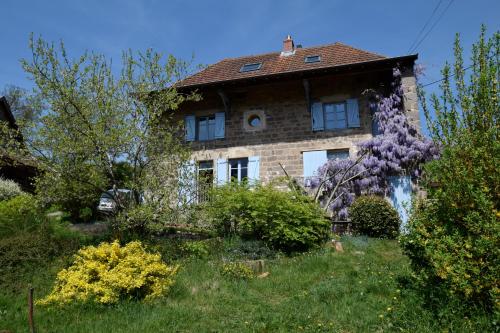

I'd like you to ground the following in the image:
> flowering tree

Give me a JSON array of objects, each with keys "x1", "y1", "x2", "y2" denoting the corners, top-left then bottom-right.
[{"x1": 312, "y1": 67, "x2": 439, "y2": 219}]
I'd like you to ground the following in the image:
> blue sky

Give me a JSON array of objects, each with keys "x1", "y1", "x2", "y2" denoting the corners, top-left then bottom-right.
[{"x1": 1, "y1": 0, "x2": 499, "y2": 119}]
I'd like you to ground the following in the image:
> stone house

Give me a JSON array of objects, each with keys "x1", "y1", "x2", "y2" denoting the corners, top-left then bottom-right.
[{"x1": 174, "y1": 36, "x2": 419, "y2": 205}]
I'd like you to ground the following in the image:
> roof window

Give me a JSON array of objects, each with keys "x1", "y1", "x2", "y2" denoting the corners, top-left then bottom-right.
[
  {"x1": 240, "y1": 62, "x2": 262, "y2": 73},
  {"x1": 304, "y1": 55, "x2": 321, "y2": 63}
]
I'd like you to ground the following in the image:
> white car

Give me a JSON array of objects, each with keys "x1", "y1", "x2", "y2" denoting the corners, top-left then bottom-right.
[{"x1": 97, "y1": 189, "x2": 134, "y2": 214}]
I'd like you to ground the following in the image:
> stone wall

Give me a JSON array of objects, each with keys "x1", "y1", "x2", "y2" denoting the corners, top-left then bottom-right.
[
  {"x1": 174, "y1": 65, "x2": 419, "y2": 183},
  {"x1": 401, "y1": 67, "x2": 421, "y2": 132}
]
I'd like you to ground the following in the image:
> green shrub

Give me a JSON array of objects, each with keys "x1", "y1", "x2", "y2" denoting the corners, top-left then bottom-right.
[
  {"x1": 38, "y1": 240, "x2": 179, "y2": 305},
  {"x1": 401, "y1": 143, "x2": 500, "y2": 310},
  {"x1": 180, "y1": 240, "x2": 210, "y2": 258},
  {"x1": 0, "y1": 194, "x2": 83, "y2": 274},
  {"x1": 220, "y1": 262, "x2": 254, "y2": 280},
  {"x1": 0, "y1": 194, "x2": 41, "y2": 237},
  {"x1": 349, "y1": 196, "x2": 400, "y2": 239},
  {"x1": 0, "y1": 178, "x2": 23, "y2": 201},
  {"x1": 207, "y1": 183, "x2": 330, "y2": 252},
  {"x1": 0, "y1": 231, "x2": 81, "y2": 272},
  {"x1": 404, "y1": 26, "x2": 499, "y2": 312}
]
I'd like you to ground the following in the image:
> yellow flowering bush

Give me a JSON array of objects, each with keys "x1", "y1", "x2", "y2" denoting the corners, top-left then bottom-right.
[{"x1": 38, "y1": 240, "x2": 179, "y2": 305}]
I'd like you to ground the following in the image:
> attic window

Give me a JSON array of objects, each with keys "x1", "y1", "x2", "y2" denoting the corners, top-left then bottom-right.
[
  {"x1": 240, "y1": 62, "x2": 262, "y2": 73},
  {"x1": 305, "y1": 55, "x2": 321, "y2": 63}
]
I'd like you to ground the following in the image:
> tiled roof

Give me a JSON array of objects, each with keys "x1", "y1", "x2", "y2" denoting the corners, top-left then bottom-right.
[{"x1": 177, "y1": 42, "x2": 387, "y2": 88}]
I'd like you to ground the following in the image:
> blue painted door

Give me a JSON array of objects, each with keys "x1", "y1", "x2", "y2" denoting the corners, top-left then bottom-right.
[
  {"x1": 388, "y1": 175, "x2": 412, "y2": 231},
  {"x1": 303, "y1": 150, "x2": 328, "y2": 186}
]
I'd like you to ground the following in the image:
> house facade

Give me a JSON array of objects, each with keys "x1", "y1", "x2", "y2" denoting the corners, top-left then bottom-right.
[{"x1": 174, "y1": 36, "x2": 419, "y2": 193}]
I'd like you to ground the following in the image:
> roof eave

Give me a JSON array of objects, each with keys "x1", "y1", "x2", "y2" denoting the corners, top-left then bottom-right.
[{"x1": 177, "y1": 54, "x2": 418, "y2": 90}]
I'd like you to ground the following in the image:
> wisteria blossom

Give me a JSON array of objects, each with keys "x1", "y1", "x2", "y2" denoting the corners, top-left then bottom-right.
[{"x1": 312, "y1": 67, "x2": 439, "y2": 219}]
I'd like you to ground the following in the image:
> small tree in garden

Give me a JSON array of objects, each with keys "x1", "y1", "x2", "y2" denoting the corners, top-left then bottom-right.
[
  {"x1": 311, "y1": 67, "x2": 439, "y2": 219},
  {"x1": 401, "y1": 26, "x2": 499, "y2": 310},
  {"x1": 0, "y1": 35, "x2": 199, "y2": 222}
]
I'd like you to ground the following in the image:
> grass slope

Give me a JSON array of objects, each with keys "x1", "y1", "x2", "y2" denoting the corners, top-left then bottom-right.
[{"x1": 0, "y1": 237, "x2": 493, "y2": 332}]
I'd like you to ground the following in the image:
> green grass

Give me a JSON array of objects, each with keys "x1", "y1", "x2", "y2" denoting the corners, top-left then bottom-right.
[{"x1": 0, "y1": 237, "x2": 495, "y2": 332}]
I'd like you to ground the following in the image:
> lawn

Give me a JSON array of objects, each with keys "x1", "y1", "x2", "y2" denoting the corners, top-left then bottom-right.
[{"x1": 0, "y1": 237, "x2": 492, "y2": 332}]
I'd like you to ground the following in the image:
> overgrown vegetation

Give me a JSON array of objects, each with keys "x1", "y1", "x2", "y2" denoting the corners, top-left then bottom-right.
[
  {"x1": 207, "y1": 183, "x2": 330, "y2": 252},
  {"x1": 0, "y1": 193, "x2": 84, "y2": 293},
  {"x1": 1, "y1": 237, "x2": 495, "y2": 332},
  {"x1": 402, "y1": 26, "x2": 499, "y2": 311},
  {"x1": 349, "y1": 195, "x2": 400, "y2": 238}
]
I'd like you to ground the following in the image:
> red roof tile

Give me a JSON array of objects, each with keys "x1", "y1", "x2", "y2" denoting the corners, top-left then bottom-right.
[{"x1": 177, "y1": 42, "x2": 387, "y2": 88}]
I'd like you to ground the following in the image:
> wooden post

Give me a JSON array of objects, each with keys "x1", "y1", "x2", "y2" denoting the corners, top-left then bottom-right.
[{"x1": 28, "y1": 287, "x2": 35, "y2": 333}]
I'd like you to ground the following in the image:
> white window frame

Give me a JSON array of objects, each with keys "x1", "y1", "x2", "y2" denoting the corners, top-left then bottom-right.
[{"x1": 229, "y1": 158, "x2": 249, "y2": 183}]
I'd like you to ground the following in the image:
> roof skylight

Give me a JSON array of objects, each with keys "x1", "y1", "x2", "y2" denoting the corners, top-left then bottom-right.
[
  {"x1": 240, "y1": 62, "x2": 262, "y2": 73},
  {"x1": 304, "y1": 55, "x2": 321, "y2": 63}
]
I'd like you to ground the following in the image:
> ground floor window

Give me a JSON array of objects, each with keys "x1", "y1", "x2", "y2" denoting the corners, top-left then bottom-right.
[
  {"x1": 229, "y1": 158, "x2": 248, "y2": 183},
  {"x1": 327, "y1": 149, "x2": 350, "y2": 161},
  {"x1": 197, "y1": 160, "x2": 213, "y2": 202}
]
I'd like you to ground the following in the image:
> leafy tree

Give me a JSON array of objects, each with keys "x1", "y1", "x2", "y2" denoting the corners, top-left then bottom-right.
[
  {"x1": 1, "y1": 35, "x2": 199, "y2": 221},
  {"x1": 402, "y1": 26, "x2": 499, "y2": 310}
]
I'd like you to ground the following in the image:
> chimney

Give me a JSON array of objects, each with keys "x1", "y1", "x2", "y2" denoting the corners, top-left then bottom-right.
[{"x1": 281, "y1": 35, "x2": 295, "y2": 56}]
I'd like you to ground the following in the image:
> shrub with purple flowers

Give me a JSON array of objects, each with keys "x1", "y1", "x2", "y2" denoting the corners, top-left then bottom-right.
[{"x1": 311, "y1": 66, "x2": 439, "y2": 219}]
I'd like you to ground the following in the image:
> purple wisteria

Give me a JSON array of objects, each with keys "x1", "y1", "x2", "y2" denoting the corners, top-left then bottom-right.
[{"x1": 312, "y1": 67, "x2": 439, "y2": 219}]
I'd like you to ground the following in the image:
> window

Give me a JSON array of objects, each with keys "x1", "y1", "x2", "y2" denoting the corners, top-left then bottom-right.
[
  {"x1": 185, "y1": 112, "x2": 225, "y2": 142},
  {"x1": 248, "y1": 114, "x2": 261, "y2": 127},
  {"x1": 324, "y1": 102, "x2": 347, "y2": 129},
  {"x1": 198, "y1": 115, "x2": 215, "y2": 141},
  {"x1": 240, "y1": 62, "x2": 262, "y2": 73},
  {"x1": 311, "y1": 99, "x2": 360, "y2": 131},
  {"x1": 229, "y1": 158, "x2": 248, "y2": 183},
  {"x1": 305, "y1": 55, "x2": 321, "y2": 63},
  {"x1": 198, "y1": 161, "x2": 214, "y2": 181},
  {"x1": 327, "y1": 150, "x2": 350, "y2": 160},
  {"x1": 197, "y1": 161, "x2": 214, "y2": 202},
  {"x1": 243, "y1": 110, "x2": 266, "y2": 132}
]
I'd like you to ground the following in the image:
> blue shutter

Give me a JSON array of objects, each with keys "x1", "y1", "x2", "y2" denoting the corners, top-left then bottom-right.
[
  {"x1": 303, "y1": 150, "x2": 328, "y2": 178},
  {"x1": 333, "y1": 104, "x2": 347, "y2": 129},
  {"x1": 214, "y1": 112, "x2": 225, "y2": 139},
  {"x1": 311, "y1": 102, "x2": 324, "y2": 131},
  {"x1": 185, "y1": 115, "x2": 196, "y2": 141},
  {"x1": 178, "y1": 160, "x2": 196, "y2": 205},
  {"x1": 346, "y1": 99, "x2": 360, "y2": 128},
  {"x1": 198, "y1": 119, "x2": 208, "y2": 141},
  {"x1": 248, "y1": 156, "x2": 260, "y2": 185},
  {"x1": 388, "y1": 175, "x2": 412, "y2": 232},
  {"x1": 216, "y1": 158, "x2": 228, "y2": 185}
]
